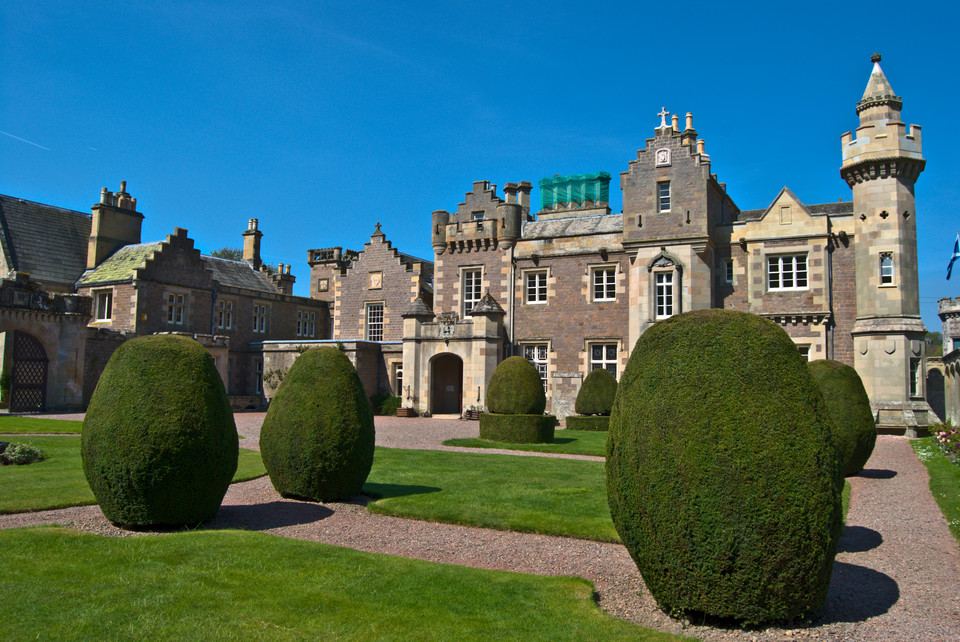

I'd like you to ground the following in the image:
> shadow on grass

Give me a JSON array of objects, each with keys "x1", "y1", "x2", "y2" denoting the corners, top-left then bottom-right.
[
  {"x1": 362, "y1": 483, "x2": 442, "y2": 500},
  {"x1": 209, "y1": 500, "x2": 334, "y2": 530},
  {"x1": 858, "y1": 469, "x2": 897, "y2": 479},
  {"x1": 837, "y1": 525, "x2": 883, "y2": 553},
  {"x1": 550, "y1": 438, "x2": 575, "y2": 445}
]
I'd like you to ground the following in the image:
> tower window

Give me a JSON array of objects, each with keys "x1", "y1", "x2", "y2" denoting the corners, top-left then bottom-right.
[
  {"x1": 880, "y1": 253, "x2": 895, "y2": 285},
  {"x1": 657, "y1": 182, "x2": 671, "y2": 213},
  {"x1": 767, "y1": 255, "x2": 808, "y2": 291},
  {"x1": 462, "y1": 269, "x2": 482, "y2": 316},
  {"x1": 909, "y1": 357, "x2": 921, "y2": 397},
  {"x1": 724, "y1": 260, "x2": 734, "y2": 284}
]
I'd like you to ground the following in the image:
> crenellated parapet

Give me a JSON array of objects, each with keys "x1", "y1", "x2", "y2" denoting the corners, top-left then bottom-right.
[{"x1": 431, "y1": 180, "x2": 532, "y2": 254}]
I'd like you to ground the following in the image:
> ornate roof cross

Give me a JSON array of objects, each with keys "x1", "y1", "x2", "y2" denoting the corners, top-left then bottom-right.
[{"x1": 657, "y1": 107, "x2": 669, "y2": 129}]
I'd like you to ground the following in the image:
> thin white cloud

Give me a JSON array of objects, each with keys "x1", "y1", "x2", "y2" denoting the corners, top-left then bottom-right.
[{"x1": 0, "y1": 130, "x2": 50, "y2": 151}]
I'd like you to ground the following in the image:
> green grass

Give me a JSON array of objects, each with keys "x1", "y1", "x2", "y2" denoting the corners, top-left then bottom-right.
[
  {"x1": 366, "y1": 447, "x2": 617, "y2": 542},
  {"x1": 0, "y1": 527, "x2": 679, "y2": 641},
  {"x1": 444, "y1": 428, "x2": 608, "y2": 456},
  {"x1": 0, "y1": 436, "x2": 265, "y2": 514},
  {"x1": 0, "y1": 415, "x2": 83, "y2": 434},
  {"x1": 910, "y1": 437, "x2": 960, "y2": 542},
  {"x1": 842, "y1": 479, "x2": 851, "y2": 522}
]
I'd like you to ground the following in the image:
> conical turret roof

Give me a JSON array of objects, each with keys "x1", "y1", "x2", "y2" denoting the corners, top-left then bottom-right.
[
  {"x1": 401, "y1": 296, "x2": 435, "y2": 319},
  {"x1": 857, "y1": 53, "x2": 902, "y2": 115}
]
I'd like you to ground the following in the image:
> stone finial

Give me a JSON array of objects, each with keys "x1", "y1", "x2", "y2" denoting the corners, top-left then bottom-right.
[
  {"x1": 657, "y1": 107, "x2": 669, "y2": 129},
  {"x1": 871, "y1": 52, "x2": 881, "y2": 63},
  {"x1": 373, "y1": 222, "x2": 385, "y2": 237}
]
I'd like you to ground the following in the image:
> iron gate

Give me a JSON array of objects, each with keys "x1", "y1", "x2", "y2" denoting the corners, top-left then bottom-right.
[{"x1": 9, "y1": 331, "x2": 47, "y2": 412}]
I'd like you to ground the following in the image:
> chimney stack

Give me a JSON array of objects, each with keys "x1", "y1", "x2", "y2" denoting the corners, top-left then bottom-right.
[
  {"x1": 242, "y1": 218, "x2": 262, "y2": 270},
  {"x1": 87, "y1": 181, "x2": 144, "y2": 269}
]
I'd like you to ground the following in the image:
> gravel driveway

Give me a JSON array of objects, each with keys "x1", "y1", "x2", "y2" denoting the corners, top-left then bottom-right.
[{"x1": 3, "y1": 414, "x2": 959, "y2": 640}]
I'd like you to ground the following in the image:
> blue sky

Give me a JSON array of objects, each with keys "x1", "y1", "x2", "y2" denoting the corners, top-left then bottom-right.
[{"x1": 1, "y1": 1, "x2": 956, "y2": 331}]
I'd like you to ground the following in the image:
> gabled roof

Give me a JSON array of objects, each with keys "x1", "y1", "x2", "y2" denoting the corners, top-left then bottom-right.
[
  {"x1": 738, "y1": 187, "x2": 854, "y2": 222},
  {"x1": 0, "y1": 194, "x2": 91, "y2": 288},
  {"x1": 201, "y1": 255, "x2": 278, "y2": 292},
  {"x1": 76, "y1": 242, "x2": 161, "y2": 286}
]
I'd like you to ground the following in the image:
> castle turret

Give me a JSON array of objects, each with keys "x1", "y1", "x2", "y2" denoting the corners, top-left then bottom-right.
[
  {"x1": 841, "y1": 54, "x2": 930, "y2": 433},
  {"x1": 431, "y1": 210, "x2": 450, "y2": 255},
  {"x1": 87, "y1": 181, "x2": 144, "y2": 269}
]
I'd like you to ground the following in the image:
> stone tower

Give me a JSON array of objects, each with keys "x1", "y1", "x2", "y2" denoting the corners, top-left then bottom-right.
[{"x1": 840, "y1": 54, "x2": 931, "y2": 434}]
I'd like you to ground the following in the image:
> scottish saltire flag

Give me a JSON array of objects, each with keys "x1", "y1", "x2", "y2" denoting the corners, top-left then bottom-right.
[{"x1": 949, "y1": 233, "x2": 960, "y2": 280}]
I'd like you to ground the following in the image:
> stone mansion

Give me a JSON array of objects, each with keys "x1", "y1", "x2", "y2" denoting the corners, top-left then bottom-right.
[{"x1": 0, "y1": 56, "x2": 937, "y2": 433}]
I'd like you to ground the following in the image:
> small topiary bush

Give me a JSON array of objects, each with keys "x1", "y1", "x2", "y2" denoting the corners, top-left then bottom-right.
[
  {"x1": 1, "y1": 442, "x2": 45, "y2": 465},
  {"x1": 81, "y1": 334, "x2": 239, "y2": 528},
  {"x1": 607, "y1": 309, "x2": 843, "y2": 623},
  {"x1": 478, "y1": 414, "x2": 556, "y2": 443},
  {"x1": 485, "y1": 356, "x2": 546, "y2": 415},
  {"x1": 575, "y1": 368, "x2": 617, "y2": 416},
  {"x1": 260, "y1": 346, "x2": 375, "y2": 502},
  {"x1": 808, "y1": 359, "x2": 877, "y2": 476},
  {"x1": 564, "y1": 415, "x2": 609, "y2": 431}
]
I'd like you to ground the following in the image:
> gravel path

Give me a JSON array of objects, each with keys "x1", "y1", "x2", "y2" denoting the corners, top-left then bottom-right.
[{"x1": 4, "y1": 415, "x2": 959, "y2": 640}]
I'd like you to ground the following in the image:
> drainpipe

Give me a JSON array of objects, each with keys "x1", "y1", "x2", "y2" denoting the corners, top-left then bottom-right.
[
  {"x1": 826, "y1": 228, "x2": 834, "y2": 360},
  {"x1": 508, "y1": 244, "x2": 516, "y2": 355}
]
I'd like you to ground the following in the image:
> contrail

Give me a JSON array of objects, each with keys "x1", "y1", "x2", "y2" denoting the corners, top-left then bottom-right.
[{"x1": 0, "y1": 130, "x2": 50, "y2": 151}]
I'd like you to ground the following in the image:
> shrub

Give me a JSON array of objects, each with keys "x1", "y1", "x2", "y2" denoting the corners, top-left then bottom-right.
[
  {"x1": 260, "y1": 346, "x2": 375, "y2": 502},
  {"x1": 931, "y1": 421, "x2": 960, "y2": 461},
  {"x1": 370, "y1": 393, "x2": 402, "y2": 416},
  {"x1": 1, "y1": 442, "x2": 45, "y2": 465},
  {"x1": 807, "y1": 359, "x2": 877, "y2": 476},
  {"x1": 575, "y1": 368, "x2": 617, "y2": 416},
  {"x1": 478, "y1": 414, "x2": 556, "y2": 443},
  {"x1": 607, "y1": 309, "x2": 843, "y2": 623},
  {"x1": 81, "y1": 335, "x2": 238, "y2": 528},
  {"x1": 564, "y1": 415, "x2": 609, "y2": 431},
  {"x1": 485, "y1": 356, "x2": 545, "y2": 415}
]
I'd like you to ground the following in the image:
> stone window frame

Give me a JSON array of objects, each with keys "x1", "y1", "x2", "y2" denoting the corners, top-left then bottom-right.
[
  {"x1": 797, "y1": 344, "x2": 811, "y2": 361},
  {"x1": 909, "y1": 357, "x2": 922, "y2": 398},
  {"x1": 647, "y1": 251, "x2": 682, "y2": 321},
  {"x1": 520, "y1": 341, "x2": 551, "y2": 390},
  {"x1": 393, "y1": 361, "x2": 403, "y2": 398},
  {"x1": 766, "y1": 253, "x2": 808, "y2": 291},
  {"x1": 216, "y1": 298, "x2": 234, "y2": 331},
  {"x1": 252, "y1": 302, "x2": 269, "y2": 334},
  {"x1": 93, "y1": 289, "x2": 113, "y2": 322},
  {"x1": 297, "y1": 309, "x2": 317, "y2": 338},
  {"x1": 522, "y1": 268, "x2": 549, "y2": 305},
  {"x1": 365, "y1": 301, "x2": 385, "y2": 342},
  {"x1": 879, "y1": 252, "x2": 896, "y2": 287},
  {"x1": 165, "y1": 289, "x2": 187, "y2": 326},
  {"x1": 590, "y1": 264, "x2": 618, "y2": 303},
  {"x1": 585, "y1": 339, "x2": 620, "y2": 378},
  {"x1": 655, "y1": 272, "x2": 675, "y2": 319},
  {"x1": 724, "y1": 259, "x2": 734, "y2": 285},
  {"x1": 657, "y1": 180, "x2": 671, "y2": 213},
  {"x1": 460, "y1": 266, "x2": 484, "y2": 317}
]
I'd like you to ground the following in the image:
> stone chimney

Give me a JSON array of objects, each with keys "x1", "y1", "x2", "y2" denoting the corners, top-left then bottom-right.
[
  {"x1": 242, "y1": 218, "x2": 262, "y2": 270},
  {"x1": 87, "y1": 181, "x2": 144, "y2": 269}
]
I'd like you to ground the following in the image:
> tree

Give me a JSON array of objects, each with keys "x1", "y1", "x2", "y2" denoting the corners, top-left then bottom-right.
[
  {"x1": 210, "y1": 247, "x2": 243, "y2": 261},
  {"x1": 926, "y1": 331, "x2": 943, "y2": 357}
]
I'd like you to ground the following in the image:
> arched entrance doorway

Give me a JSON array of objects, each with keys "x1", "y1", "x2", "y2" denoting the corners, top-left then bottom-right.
[
  {"x1": 9, "y1": 331, "x2": 48, "y2": 412},
  {"x1": 430, "y1": 353, "x2": 463, "y2": 415}
]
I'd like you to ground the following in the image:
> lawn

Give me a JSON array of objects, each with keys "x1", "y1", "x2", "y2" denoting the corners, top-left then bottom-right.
[
  {"x1": 0, "y1": 436, "x2": 266, "y2": 514},
  {"x1": 910, "y1": 437, "x2": 960, "y2": 542},
  {"x1": 444, "y1": 428, "x2": 608, "y2": 457},
  {"x1": 0, "y1": 415, "x2": 83, "y2": 434},
  {"x1": 0, "y1": 527, "x2": 678, "y2": 641}
]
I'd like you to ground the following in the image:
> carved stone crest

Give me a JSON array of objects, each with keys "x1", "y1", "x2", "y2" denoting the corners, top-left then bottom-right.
[{"x1": 437, "y1": 311, "x2": 459, "y2": 341}]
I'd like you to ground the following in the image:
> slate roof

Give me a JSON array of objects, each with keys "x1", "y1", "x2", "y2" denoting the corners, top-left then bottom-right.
[
  {"x1": 76, "y1": 242, "x2": 161, "y2": 286},
  {"x1": 402, "y1": 296, "x2": 435, "y2": 318},
  {"x1": 0, "y1": 194, "x2": 91, "y2": 288},
  {"x1": 201, "y1": 255, "x2": 278, "y2": 292},
  {"x1": 738, "y1": 201, "x2": 854, "y2": 222},
  {"x1": 523, "y1": 214, "x2": 622, "y2": 240}
]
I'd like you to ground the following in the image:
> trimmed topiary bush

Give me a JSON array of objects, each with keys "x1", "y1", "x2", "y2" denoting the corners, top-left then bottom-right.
[
  {"x1": 260, "y1": 346, "x2": 375, "y2": 502},
  {"x1": 478, "y1": 414, "x2": 556, "y2": 443},
  {"x1": 808, "y1": 359, "x2": 877, "y2": 476},
  {"x1": 81, "y1": 334, "x2": 238, "y2": 528},
  {"x1": 575, "y1": 368, "x2": 617, "y2": 416},
  {"x1": 564, "y1": 415, "x2": 609, "y2": 431},
  {"x1": 607, "y1": 309, "x2": 843, "y2": 623},
  {"x1": 485, "y1": 356, "x2": 546, "y2": 415}
]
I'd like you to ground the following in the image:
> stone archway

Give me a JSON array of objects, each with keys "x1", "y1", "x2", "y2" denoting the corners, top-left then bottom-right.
[
  {"x1": 8, "y1": 331, "x2": 48, "y2": 412},
  {"x1": 430, "y1": 353, "x2": 463, "y2": 415}
]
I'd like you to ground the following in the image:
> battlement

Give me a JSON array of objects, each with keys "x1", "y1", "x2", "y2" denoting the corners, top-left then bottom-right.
[
  {"x1": 432, "y1": 181, "x2": 531, "y2": 254},
  {"x1": 841, "y1": 120, "x2": 923, "y2": 166},
  {"x1": 307, "y1": 246, "x2": 359, "y2": 267},
  {"x1": 939, "y1": 297, "x2": 960, "y2": 316}
]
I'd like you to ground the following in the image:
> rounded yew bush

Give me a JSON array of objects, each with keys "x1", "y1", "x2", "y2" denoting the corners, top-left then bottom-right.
[
  {"x1": 575, "y1": 368, "x2": 618, "y2": 416},
  {"x1": 260, "y1": 346, "x2": 375, "y2": 502},
  {"x1": 808, "y1": 359, "x2": 876, "y2": 476},
  {"x1": 81, "y1": 334, "x2": 238, "y2": 528},
  {"x1": 607, "y1": 309, "x2": 843, "y2": 623},
  {"x1": 485, "y1": 356, "x2": 546, "y2": 415}
]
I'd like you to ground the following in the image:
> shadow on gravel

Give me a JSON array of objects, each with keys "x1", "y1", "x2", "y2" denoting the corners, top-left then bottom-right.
[
  {"x1": 362, "y1": 483, "x2": 441, "y2": 500},
  {"x1": 817, "y1": 561, "x2": 899, "y2": 623},
  {"x1": 209, "y1": 501, "x2": 334, "y2": 530},
  {"x1": 837, "y1": 525, "x2": 883, "y2": 553},
  {"x1": 858, "y1": 469, "x2": 897, "y2": 479}
]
